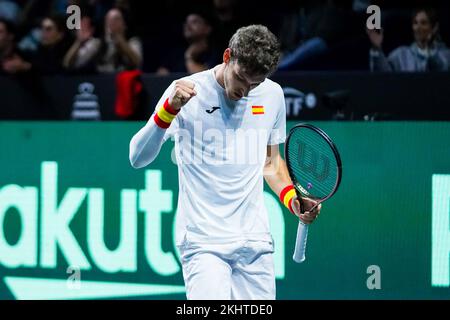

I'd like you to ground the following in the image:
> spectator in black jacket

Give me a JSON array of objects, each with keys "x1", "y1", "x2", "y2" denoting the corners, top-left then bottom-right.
[
  {"x1": 1, "y1": 14, "x2": 73, "y2": 75},
  {"x1": 157, "y1": 11, "x2": 215, "y2": 75},
  {"x1": 30, "y1": 14, "x2": 74, "y2": 74},
  {"x1": 0, "y1": 18, "x2": 31, "y2": 74}
]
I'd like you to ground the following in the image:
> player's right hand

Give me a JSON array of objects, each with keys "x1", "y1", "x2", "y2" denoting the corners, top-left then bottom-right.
[
  {"x1": 169, "y1": 80, "x2": 197, "y2": 110},
  {"x1": 292, "y1": 196, "x2": 321, "y2": 224}
]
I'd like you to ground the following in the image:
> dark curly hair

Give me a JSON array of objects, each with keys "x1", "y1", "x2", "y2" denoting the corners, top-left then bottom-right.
[{"x1": 228, "y1": 25, "x2": 281, "y2": 76}]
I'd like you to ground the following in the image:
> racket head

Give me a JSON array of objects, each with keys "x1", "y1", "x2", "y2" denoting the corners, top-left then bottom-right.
[{"x1": 285, "y1": 123, "x2": 342, "y2": 202}]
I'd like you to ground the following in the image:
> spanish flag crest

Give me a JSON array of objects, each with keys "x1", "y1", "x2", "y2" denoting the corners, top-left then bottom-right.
[{"x1": 252, "y1": 105, "x2": 265, "y2": 115}]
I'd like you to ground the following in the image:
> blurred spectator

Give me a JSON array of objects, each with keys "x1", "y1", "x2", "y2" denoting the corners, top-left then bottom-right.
[
  {"x1": 5, "y1": 12, "x2": 75, "y2": 74},
  {"x1": 277, "y1": 0, "x2": 367, "y2": 71},
  {"x1": 27, "y1": 14, "x2": 74, "y2": 74},
  {"x1": 276, "y1": 1, "x2": 304, "y2": 55},
  {"x1": 15, "y1": 0, "x2": 54, "y2": 52},
  {"x1": 209, "y1": 0, "x2": 244, "y2": 62},
  {"x1": 184, "y1": 13, "x2": 214, "y2": 74},
  {"x1": 368, "y1": 7, "x2": 450, "y2": 71},
  {"x1": 96, "y1": 8, "x2": 142, "y2": 73},
  {"x1": 63, "y1": 15, "x2": 101, "y2": 73},
  {"x1": 115, "y1": 0, "x2": 130, "y2": 12},
  {"x1": 0, "y1": 18, "x2": 31, "y2": 74},
  {"x1": 157, "y1": 12, "x2": 214, "y2": 75},
  {"x1": 0, "y1": 0, "x2": 20, "y2": 22}
]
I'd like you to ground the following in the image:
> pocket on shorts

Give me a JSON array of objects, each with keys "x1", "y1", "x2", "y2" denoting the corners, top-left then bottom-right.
[
  {"x1": 177, "y1": 232, "x2": 203, "y2": 263},
  {"x1": 246, "y1": 239, "x2": 274, "y2": 255},
  {"x1": 176, "y1": 233, "x2": 191, "y2": 261}
]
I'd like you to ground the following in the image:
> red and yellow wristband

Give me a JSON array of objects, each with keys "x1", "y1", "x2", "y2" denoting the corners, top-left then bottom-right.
[
  {"x1": 154, "y1": 98, "x2": 179, "y2": 129},
  {"x1": 279, "y1": 185, "x2": 296, "y2": 215}
]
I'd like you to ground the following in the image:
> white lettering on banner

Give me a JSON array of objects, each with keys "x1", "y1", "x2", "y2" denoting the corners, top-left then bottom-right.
[
  {"x1": 40, "y1": 162, "x2": 91, "y2": 270},
  {"x1": 0, "y1": 185, "x2": 38, "y2": 268},
  {"x1": 140, "y1": 170, "x2": 180, "y2": 276},
  {"x1": 283, "y1": 87, "x2": 317, "y2": 117},
  {"x1": 432, "y1": 174, "x2": 450, "y2": 287},
  {"x1": 0, "y1": 161, "x2": 286, "y2": 299},
  {"x1": 87, "y1": 189, "x2": 138, "y2": 272}
]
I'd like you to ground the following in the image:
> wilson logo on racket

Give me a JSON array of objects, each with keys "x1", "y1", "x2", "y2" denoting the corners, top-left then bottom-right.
[
  {"x1": 252, "y1": 106, "x2": 265, "y2": 115},
  {"x1": 285, "y1": 123, "x2": 342, "y2": 264},
  {"x1": 297, "y1": 141, "x2": 331, "y2": 182}
]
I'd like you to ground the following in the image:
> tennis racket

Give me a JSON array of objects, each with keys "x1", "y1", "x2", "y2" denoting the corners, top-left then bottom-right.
[{"x1": 285, "y1": 123, "x2": 342, "y2": 263}]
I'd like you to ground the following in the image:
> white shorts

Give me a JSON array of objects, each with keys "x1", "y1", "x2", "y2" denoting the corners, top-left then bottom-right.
[{"x1": 177, "y1": 239, "x2": 276, "y2": 300}]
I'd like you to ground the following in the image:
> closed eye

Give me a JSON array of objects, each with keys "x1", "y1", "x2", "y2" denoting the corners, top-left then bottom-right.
[{"x1": 236, "y1": 73, "x2": 245, "y2": 82}]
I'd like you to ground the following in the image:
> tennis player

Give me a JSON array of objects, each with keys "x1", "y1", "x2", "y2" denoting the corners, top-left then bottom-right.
[{"x1": 129, "y1": 25, "x2": 321, "y2": 300}]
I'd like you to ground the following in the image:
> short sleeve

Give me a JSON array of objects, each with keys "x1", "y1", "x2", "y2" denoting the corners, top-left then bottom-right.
[{"x1": 268, "y1": 86, "x2": 287, "y2": 145}]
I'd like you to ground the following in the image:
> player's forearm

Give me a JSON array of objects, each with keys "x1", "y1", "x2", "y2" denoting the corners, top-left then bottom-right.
[
  {"x1": 129, "y1": 99, "x2": 179, "y2": 168},
  {"x1": 129, "y1": 120, "x2": 166, "y2": 168},
  {"x1": 263, "y1": 152, "x2": 293, "y2": 195}
]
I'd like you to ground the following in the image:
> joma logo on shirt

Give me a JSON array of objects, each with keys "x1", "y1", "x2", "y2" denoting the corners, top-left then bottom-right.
[{"x1": 206, "y1": 106, "x2": 221, "y2": 114}]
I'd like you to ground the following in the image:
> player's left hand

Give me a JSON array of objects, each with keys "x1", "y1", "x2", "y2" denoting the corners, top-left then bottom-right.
[{"x1": 292, "y1": 196, "x2": 321, "y2": 224}]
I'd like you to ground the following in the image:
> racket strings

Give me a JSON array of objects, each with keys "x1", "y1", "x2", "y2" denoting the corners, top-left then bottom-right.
[{"x1": 287, "y1": 130, "x2": 339, "y2": 199}]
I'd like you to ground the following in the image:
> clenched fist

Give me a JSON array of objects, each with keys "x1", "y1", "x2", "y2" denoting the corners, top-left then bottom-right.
[{"x1": 169, "y1": 80, "x2": 197, "y2": 110}]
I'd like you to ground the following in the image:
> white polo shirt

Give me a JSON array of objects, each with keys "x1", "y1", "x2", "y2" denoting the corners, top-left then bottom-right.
[{"x1": 153, "y1": 67, "x2": 286, "y2": 245}]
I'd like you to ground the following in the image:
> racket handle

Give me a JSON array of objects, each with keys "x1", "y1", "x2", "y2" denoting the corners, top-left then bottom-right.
[{"x1": 293, "y1": 220, "x2": 309, "y2": 263}]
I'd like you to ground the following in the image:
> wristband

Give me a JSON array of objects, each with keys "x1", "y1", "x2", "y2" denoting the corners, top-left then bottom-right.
[
  {"x1": 154, "y1": 98, "x2": 179, "y2": 129},
  {"x1": 279, "y1": 185, "x2": 296, "y2": 214}
]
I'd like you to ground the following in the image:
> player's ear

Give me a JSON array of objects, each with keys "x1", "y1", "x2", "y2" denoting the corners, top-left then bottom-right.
[{"x1": 223, "y1": 48, "x2": 231, "y2": 64}]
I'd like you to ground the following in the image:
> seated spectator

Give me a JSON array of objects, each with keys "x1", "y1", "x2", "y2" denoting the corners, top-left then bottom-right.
[
  {"x1": 63, "y1": 15, "x2": 101, "y2": 73},
  {"x1": 96, "y1": 8, "x2": 142, "y2": 73},
  {"x1": 0, "y1": 18, "x2": 31, "y2": 74},
  {"x1": 368, "y1": 7, "x2": 450, "y2": 72},
  {"x1": 157, "y1": 12, "x2": 215, "y2": 75}
]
